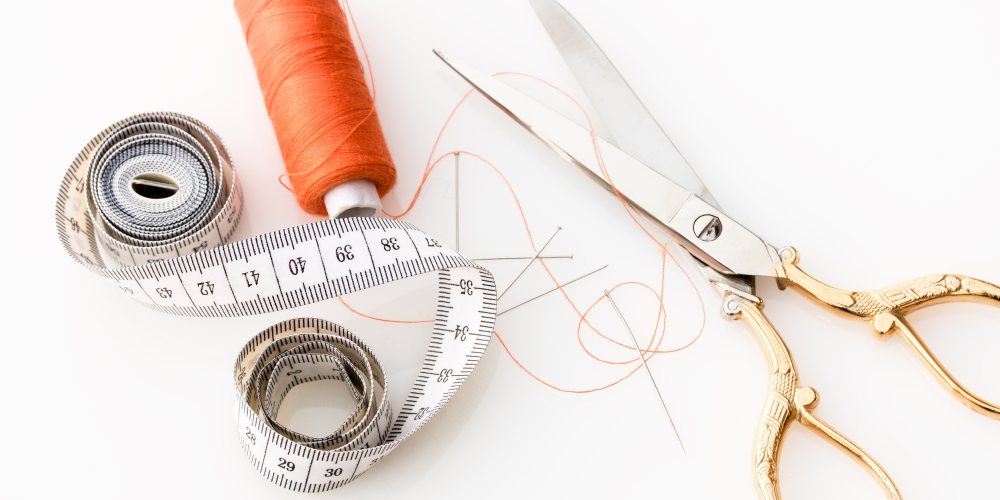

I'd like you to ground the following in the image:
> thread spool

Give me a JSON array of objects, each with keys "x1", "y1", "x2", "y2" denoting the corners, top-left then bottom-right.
[{"x1": 235, "y1": 0, "x2": 396, "y2": 219}]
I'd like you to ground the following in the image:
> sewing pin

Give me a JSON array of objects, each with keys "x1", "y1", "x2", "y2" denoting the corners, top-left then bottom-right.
[
  {"x1": 497, "y1": 227, "x2": 561, "y2": 301},
  {"x1": 604, "y1": 289, "x2": 686, "y2": 455},
  {"x1": 472, "y1": 254, "x2": 573, "y2": 261},
  {"x1": 454, "y1": 152, "x2": 460, "y2": 253},
  {"x1": 497, "y1": 265, "x2": 607, "y2": 316}
]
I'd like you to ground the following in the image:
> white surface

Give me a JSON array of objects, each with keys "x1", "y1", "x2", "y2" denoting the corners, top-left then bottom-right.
[
  {"x1": 324, "y1": 178, "x2": 381, "y2": 218},
  {"x1": 2, "y1": 0, "x2": 999, "y2": 498}
]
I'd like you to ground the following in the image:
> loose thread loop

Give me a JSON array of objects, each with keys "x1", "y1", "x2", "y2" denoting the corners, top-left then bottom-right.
[
  {"x1": 277, "y1": 174, "x2": 294, "y2": 193},
  {"x1": 241, "y1": 15, "x2": 710, "y2": 392},
  {"x1": 377, "y1": 71, "x2": 707, "y2": 393}
]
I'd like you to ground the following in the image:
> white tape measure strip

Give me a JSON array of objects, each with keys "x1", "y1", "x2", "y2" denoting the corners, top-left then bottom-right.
[{"x1": 55, "y1": 112, "x2": 497, "y2": 492}]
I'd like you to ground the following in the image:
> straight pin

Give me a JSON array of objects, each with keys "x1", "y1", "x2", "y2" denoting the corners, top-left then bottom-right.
[
  {"x1": 498, "y1": 265, "x2": 608, "y2": 316},
  {"x1": 497, "y1": 227, "x2": 561, "y2": 301},
  {"x1": 604, "y1": 289, "x2": 686, "y2": 455},
  {"x1": 454, "y1": 152, "x2": 460, "y2": 253},
  {"x1": 472, "y1": 254, "x2": 573, "y2": 261}
]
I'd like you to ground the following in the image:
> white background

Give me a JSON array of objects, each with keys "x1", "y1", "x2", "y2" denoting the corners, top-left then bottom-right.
[{"x1": 2, "y1": 0, "x2": 999, "y2": 498}]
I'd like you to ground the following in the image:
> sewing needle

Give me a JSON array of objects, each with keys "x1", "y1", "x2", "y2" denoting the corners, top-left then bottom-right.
[
  {"x1": 604, "y1": 289, "x2": 686, "y2": 455},
  {"x1": 497, "y1": 227, "x2": 561, "y2": 301},
  {"x1": 497, "y1": 265, "x2": 607, "y2": 316}
]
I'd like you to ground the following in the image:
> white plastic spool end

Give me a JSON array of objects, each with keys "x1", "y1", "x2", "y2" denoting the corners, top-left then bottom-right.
[{"x1": 323, "y1": 178, "x2": 382, "y2": 219}]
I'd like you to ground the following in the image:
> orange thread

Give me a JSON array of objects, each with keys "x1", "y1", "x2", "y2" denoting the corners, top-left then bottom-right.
[
  {"x1": 338, "y1": 297, "x2": 434, "y2": 324},
  {"x1": 384, "y1": 147, "x2": 705, "y2": 391},
  {"x1": 382, "y1": 90, "x2": 477, "y2": 220},
  {"x1": 493, "y1": 331, "x2": 648, "y2": 394},
  {"x1": 372, "y1": 72, "x2": 707, "y2": 393},
  {"x1": 234, "y1": 0, "x2": 396, "y2": 217},
  {"x1": 260, "y1": 12, "x2": 710, "y2": 392},
  {"x1": 277, "y1": 173, "x2": 294, "y2": 193}
]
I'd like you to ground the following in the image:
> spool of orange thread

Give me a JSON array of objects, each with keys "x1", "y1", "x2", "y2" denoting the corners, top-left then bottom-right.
[{"x1": 235, "y1": 0, "x2": 396, "y2": 218}]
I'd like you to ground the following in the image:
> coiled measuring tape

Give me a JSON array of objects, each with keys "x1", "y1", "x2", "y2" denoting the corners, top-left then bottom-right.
[{"x1": 55, "y1": 112, "x2": 497, "y2": 492}]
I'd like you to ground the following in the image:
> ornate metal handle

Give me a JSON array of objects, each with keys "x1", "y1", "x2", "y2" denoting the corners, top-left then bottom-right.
[
  {"x1": 777, "y1": 247, "x2": 1000, "y2": 420},
  {"x1": 723, "y1": 294, "x2": 902, "y2": 500}
]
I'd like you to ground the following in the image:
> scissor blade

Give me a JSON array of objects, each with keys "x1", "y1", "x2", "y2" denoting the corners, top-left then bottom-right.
[
  {"x1": 435, "y1": 50, "x2": 782, "y2": 278},
  {"x1": 528, "y1": 0, "x2": 719, "y2": 208},
  {"x1": 435, "y1": 49, "x2": 691, "y2": 230}
]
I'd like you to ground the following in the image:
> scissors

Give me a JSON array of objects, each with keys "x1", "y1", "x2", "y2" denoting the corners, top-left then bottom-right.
[{"x1": 434, "y1": 0, "x2": 1000, "y2": 498}]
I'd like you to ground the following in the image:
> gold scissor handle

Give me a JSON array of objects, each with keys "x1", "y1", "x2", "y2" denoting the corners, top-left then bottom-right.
[
  {"x1": 724, "y1": 294, "x2": 902, "y2": 500},
  {"x1": 725, "y1": 294, "x2": 901, "y2": 500},
  {"x1": 777, "y1": 247, "x2": 1000, "y2": 420}
]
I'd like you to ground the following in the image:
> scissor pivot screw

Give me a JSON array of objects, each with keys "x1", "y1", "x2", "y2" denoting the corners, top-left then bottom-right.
[{"x1": 693, "y1": 214, "x2": 722, "y2": 242}]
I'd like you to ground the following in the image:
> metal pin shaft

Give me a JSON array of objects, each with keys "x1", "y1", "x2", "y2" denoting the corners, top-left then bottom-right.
[
  {"x1": 497, "y1": 227, "x2": 561, "y2": 301},
  {"x1": 455, "y1": 152, "x2": 460, "y2": 253},
  {"x1": 498, "y1": 265, "x2": 607, "y2": 316},
  {"x1": 472, "y1": 254, "x2": 573, "y2": 261},
  {"x1": 604, "y1": 289, "x2": 686, "y2": 455}
]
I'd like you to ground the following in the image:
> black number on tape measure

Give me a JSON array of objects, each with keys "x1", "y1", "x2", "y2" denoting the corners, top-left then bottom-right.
[
  {"x1": 245, "y1": 427, "x2": 256, "y2": 445},
  {"x1": 324, "y1": 468, "x2": 343, "y2": 477},
  {"x1": 197, "y1": 281, "x2": 215, "y2": 295},
  {"x1": 69, "y1": 218, "x2": 80, "y2": 233},
  {"x1": 243, "y1": 270, "x2": 260, "y2": 287},
  {"x1": 156, "y1": 287, "x2": 172, "y2": 299},
  {"x1": 287, "y1": 369, "x2": 302, "y2": 376},
  {"x1": 459, "y1": 279, "x2": 474, "y2": 295},
  {"x1": 454, "y1": 325, "x2": 468, "y2": 341},
  {"x1": 437, "y1": 368, "x2": 453, "y2": 383},
  {"x1": 380, "y1": 237, "x2": 400, "y2": 251},
  {"x1": 335, "y1": 245, "x2": 354, "y2": 262},
  {"x1": 425, "y1": 237, "x2": 442, "y2": 248},
  {"x1": 288, "y1": 257, "x2": 306, "y2": 275},
  {"x1": 119, "y1": 286, "x2": 133, "y2": 294},
  {"x1": 148, "y1": 259, "x2": 164, "y2": 264},
  {"x1": 415, "y1": 407, "x2": 429, "y2": 420},
  {"x1": 192, "y1": 241, "x2": 208, "y2": 253},
  {"x1": 278, "y1": 458, "x2": 295, "y2": 471}
]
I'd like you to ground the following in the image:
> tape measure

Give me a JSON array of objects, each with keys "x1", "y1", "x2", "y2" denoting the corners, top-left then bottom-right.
[{"x1": 55, "y1": 112, "x2": 497, "y2": 492}]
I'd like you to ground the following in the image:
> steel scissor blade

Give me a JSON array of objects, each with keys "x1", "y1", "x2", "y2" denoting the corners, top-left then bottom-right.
[
  {"x1": 434, "y1": 49, "x2": 692, "y2": 229},
  {"x1": 435, "y1": 50, "x2": 782, "y2": 278},
  {"x1": 528, "y1": 0, "x2": 719, "y2": 209}
]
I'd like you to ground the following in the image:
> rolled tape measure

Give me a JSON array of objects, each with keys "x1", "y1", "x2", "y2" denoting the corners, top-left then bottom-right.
[{"x1": 55, "y1": 112, "x2": 497, "y2": 492}]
